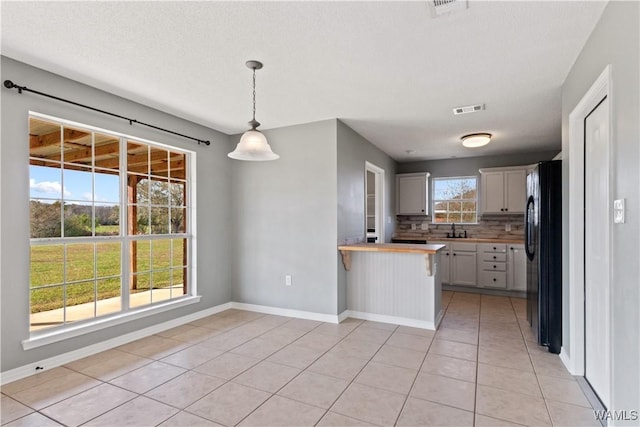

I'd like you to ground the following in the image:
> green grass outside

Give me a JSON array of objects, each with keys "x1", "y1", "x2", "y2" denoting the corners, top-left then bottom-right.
[{"x1": 30, "y1": 239, "x2": 186, "y2": 313}]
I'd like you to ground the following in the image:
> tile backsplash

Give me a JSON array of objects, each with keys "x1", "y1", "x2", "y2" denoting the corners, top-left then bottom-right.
[{"x1": 395, "y1": 214, "x2": 525, "y2": 240}]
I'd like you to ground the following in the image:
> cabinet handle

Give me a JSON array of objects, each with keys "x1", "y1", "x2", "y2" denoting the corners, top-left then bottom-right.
[
  {"x1": 505, "y1": 208, "x2": 508, "y2": 211},
  {"x1": 510, "y1": 247, "x2": 514, "y2": 250},
  {"x1": 493, "y1": 265, "x2": 497, "y2": 269},
  {"x1": 493, "y1": 246, "x2": 497, "y2": 250},
  {"x1": 453, "y1": 253, "x2": 457, "y2": 256},
  {"x1": 421, "y1": 209, "x2": 424, "y2": 212},
  {"x1": 500, "y1": 208, "x2": 504, "y2": 211},
  {"x1": 493, "y1": 278, "x2": 497, "y2": 282},
  {"x1": 446, "y1": 253, "x2": 449, "y2": 256},
  {"x1": 493, "y1": 256, "x2": 497, "y2": 259}
]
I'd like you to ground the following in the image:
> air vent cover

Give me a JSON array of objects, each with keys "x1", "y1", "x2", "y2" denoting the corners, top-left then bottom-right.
[
  {"x1": 453, "y1": 104, "x2": 485, "y2": 115},
  {"x1": 431, "y1": 0, "x2": 468, "y2": 17}
]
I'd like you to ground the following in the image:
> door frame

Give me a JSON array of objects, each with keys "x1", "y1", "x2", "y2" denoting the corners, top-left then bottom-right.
[
  {"x1": 365, "y1": 161, "x2": 385, "y2": 243},
  {"x1": 565, "y1": 65, "x2": 612, "y2": 395}
]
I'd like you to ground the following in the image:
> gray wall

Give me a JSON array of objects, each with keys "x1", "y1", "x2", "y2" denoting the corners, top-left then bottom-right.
[
  {"x1": 230, "y1": 120, "x2": 339, "y2": 315},
  {"x1": 0, "y1": 57, "x2": 234, "y2": 372},
  {"x1": 561, "y1": 1, "x2": 639, "y2": 416},
  {"x1": 336, "y1": 120, "x2": 397, "y2": 313}
]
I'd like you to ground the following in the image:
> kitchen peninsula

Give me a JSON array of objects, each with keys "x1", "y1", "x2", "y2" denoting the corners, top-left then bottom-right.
[{"x1": 338, "y1": 243, "x2": 446, "y2": 330}]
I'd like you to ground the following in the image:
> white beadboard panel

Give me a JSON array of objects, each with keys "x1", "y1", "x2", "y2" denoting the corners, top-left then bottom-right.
[{"x1": 346, "y1": 251, "x2": 441, "y2": 328}]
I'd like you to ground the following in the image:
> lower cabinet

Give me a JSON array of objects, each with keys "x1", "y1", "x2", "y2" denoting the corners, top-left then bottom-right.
[
  {"x1": 477, "y1": 244, "x2": 507, "y2": 289},
  {"x1": 437, "y1": 243, "x2": 477, "y2": 287},
  {"x1": 507, "y1": 244, "x2": 526, "y2": 291},
  {"x1": 434, "y1": 241, "x2": 525, "y2": 292}
]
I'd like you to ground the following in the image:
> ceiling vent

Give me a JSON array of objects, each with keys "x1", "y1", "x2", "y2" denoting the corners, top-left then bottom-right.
[
  {"x1": 430, "y1": 0, "x2": 468, "y2": 17},
  {"x1": 453, "y1": 104, "x2": 485, "y2": 115}
]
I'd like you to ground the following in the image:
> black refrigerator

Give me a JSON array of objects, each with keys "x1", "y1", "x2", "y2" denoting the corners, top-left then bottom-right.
[{"x1": 526, "y1": 160, "x2": 562, "y2": 354}]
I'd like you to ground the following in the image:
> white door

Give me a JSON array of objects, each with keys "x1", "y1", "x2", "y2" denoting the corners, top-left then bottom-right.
[
  {"x1": 584, "y1": 96, "x2": 610, "y2": 408},
  {"x1": 365, "y1": 162, "x2": 385, "y2": 243}
]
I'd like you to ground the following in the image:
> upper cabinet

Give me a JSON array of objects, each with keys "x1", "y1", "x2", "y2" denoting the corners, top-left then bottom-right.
[
  {"x1": 479, "y1": 167, "x2": 528, "y2": 214},
  {"x1": 396, "y1": 172, "x2": 430, "y2": 215}
]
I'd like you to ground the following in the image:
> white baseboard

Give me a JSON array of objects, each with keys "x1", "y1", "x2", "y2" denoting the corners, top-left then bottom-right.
[
  {"x1": 0, "y1": 302, "x2": 232, "y2": 386},
  {"x1": 337, "y1": 310, "x2": 350, "y2": 323},
  {"x1": 343, "y1": 310, "x2": 437, "y2": 330},
  {"x1": 434, "y1": 309, "x2": 445, "y2": 329},
  {"x1": 229, "y1": 302, "x2": 340, "y2": 324},
  {"x1": 559, "y1": 347, "x2": 576, "y2": 375}
]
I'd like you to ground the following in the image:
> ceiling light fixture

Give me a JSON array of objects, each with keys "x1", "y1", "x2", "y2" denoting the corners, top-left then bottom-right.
[
  {"x1": 228, "y1": 60, "x2": 279, "y2": 161},
  {"x1": 461, "y1": 133, "x2": 492, "y2": 148}
]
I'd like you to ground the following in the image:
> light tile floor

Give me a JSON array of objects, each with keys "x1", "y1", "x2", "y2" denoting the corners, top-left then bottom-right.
[{"x1": 1, "y1": 292, "x2": 600, "y2": 426}]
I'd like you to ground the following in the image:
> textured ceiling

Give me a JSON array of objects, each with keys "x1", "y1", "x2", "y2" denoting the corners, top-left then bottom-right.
[{"x1": 1, "y1": 1, "x2": 607, "y2": 161}]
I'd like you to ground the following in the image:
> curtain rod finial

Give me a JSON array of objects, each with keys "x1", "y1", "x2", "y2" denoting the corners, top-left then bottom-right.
[{"x1": 4, "y1": 80, "x2": 15, "y2": 89}]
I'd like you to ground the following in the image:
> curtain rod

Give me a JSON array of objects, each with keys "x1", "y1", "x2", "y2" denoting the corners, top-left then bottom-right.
[{"x1": 3, "y1": 80, "x2": 211, "y2": 146}]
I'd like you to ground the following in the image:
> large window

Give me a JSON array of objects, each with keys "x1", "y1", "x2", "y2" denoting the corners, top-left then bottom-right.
[
  {"x1": 29, "y1": 114, "x2": 192, "y2": 332},
  {"x1": 432, "y1": 176, "x2": 477, "y2": 224}
]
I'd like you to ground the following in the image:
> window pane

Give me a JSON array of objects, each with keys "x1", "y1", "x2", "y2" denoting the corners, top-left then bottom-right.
[
  {"x1": 95, "y1": 204, "x2": 120, "y2": 236},
  {"x1": 149, "y1": 147, "x2": 169, "y2": 178},
  {"x1": 63, "y1": 167, "x2": 93, "y2": 203},
  {"x1": 170, "y1": 208, "x2": 186, "y2": 234},
  {"x1": 94, "y1": 133, "x2": 120, "y2": 171},
  {"x1": 66, "y1": 243, "x2": 95, "y2": 282},
  {"x1": 152, "y1": 270, "x2": 172, "y2": 293},
  {"x1": 170, "y1": 181, "x2": 186, "y2": 207},
  {"x1": 169, "y1": 152, "x2": 186, "y2": 180},
  {"x1": 64, "y1": 203, "x2": 93, "y2": 237},
  {"x1": 95, "y1": 171, "x2": 119, "y2": 203},
  {"x1": 149, "y1": 178, "x2": 169, "y2": 206},
  {"x1": 462, "y1": 201, "x2": 476, "y2": 212},
  {"x1": 172, "y1": 239, "x2": 187, "y2": 268},
  {"x1": 65, "y1": 281, "x2": 95, "y2": 314},
  {"x1": 30, "y1": 118, "x2": 62, "y2": 160},
  {"x1": 152, "y1": 239, "x2": 171, "y2": 270},
  {"x1": 30, "y1": 199, "x2": 62, "y2": 238},
  {"x1": 97, "y1": 242, "x2": 121, "y2": 278},
  {"x1": 171, "y1": 268, "x2": 186, "y2": 295},
  {"x1": 30, "y1": 285, "x2": 64, "y2": 330},
  {"x1": 134, "y1": 205, "x2": 149, "y2": 234},
  {"x1": 462, "y1": 212, "x2": 477, "y2": 223},
  {"x1": 130, "y1": 273, "x2": 151, "y2": 308},
  {"x1": 97, "y1": 278, "x2": 121, "y2": 316},
  {"x1": 31, "y1": 245, "x2": 64, "y2": 287},
  {"x1": 432, "y1": 177, "x2": 477, "y2": 224},
  {"x1": 62, "y1": 126, "x2": 92, "y2": 167},
  {"x1": 448, "y1": 202, "x2": 461, "y2": 212},
  {"x1": 434, "y1": 212, "x2": 447, "y2": 223},
  {"x1": 127, "y1": 142, "x2": 149, "y2": 174},
  {"x1": 134, "y1": 240, "x2": 151, "y2": 272},
  {"x1": 151, "y1": 207, "x2": 169, "y2": 234},
  {"x1": 30, "y1": 163, "x2": 63, "y2": 200}
]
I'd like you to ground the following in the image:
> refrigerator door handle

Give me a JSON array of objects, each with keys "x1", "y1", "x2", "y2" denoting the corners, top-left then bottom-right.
[{"x1": 525, "y1": 195, "x2": 535, "y2": 261}]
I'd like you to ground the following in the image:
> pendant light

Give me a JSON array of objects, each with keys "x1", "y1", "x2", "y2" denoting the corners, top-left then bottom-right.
[{"x1": 228, "y1": 60, "x2": 279, "y2": 161}]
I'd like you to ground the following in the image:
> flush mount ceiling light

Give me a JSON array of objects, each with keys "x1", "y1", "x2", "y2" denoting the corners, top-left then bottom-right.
[
  {"x1": 228, "y1": 60, "x2": 279, "y2": 161},
  {"x1": 461, "y1": 133, "x2": 492, "y2": 148}
]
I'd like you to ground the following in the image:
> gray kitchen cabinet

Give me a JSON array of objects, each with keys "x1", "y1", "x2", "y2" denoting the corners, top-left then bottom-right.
[
  {"x1": 479, "y1": 167, "x2": 527, "y2": 214},
  {"x1": 396, "y1": 172, "x2": 430, "y2": 215},
  {"x1": 507, "y1": 244, "x2": 527, "y2": 291}
]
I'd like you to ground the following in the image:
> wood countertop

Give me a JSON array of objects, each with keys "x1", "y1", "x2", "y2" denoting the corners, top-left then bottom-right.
[
  {"x1": 338, "y1": 243, "x2": 446, "y2": 255},
  {"x1": 392, "y1": 237, "x2": 525, "y2": 244}
]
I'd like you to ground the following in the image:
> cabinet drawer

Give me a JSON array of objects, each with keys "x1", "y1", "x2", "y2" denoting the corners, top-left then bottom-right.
[
  {"x1": 479, "y1": 243, "x2": 507, "y2": 253},
  {"x1": 481, "y1": 261, "x2": 506, "y2": 272},
  {"x1": 452, "y1": 242, "x2": 477, "y2": 252},
  {"x1": 479, "y1": 271, "x2": 507, "y2": 288},
  {"x1": 483, "y1": 253, "x2": 507, "y2": 262}
]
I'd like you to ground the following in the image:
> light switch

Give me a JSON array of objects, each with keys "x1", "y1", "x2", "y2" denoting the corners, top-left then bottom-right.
[
  {"x1": 613, "y1": 199, "x2": 625, "y2": 224},
  {"x1": 421, "y1": 222, "x2": 429, "y2": 230}
]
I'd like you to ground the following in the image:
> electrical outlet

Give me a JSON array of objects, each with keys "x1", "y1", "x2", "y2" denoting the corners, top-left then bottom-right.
[
  {"x1": 505, "y1": 224, "x2": 512, "y2": 232},
  {"x1": 411, "y1": 224, "x2": 417, "y2": 230},
  {"x1": 285, "y1": 275, "x2": 292, "y2": 286},
  {"x1": 421, "y1": 222, "x2": 429, "y2": 231},
  {"x1": 614, "y1": 199, "x2": 625, "y2": 224}
]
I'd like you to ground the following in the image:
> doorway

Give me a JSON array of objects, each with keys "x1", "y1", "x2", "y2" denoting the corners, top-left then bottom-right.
[
  {"x1": 568, "y1": 65, "x2": 612, "y2": 409},
  {"x1": 365, "y1": 162, "x2": 385, "y2": 243}
]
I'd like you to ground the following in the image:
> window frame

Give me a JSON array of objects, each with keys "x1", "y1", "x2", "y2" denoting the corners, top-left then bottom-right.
[
  {"x1": 27, "y1": 111, "x2": 198, "y2": 342},
  {"x1": 431, "y1": 175, "x2": 478, "y2": 225}
]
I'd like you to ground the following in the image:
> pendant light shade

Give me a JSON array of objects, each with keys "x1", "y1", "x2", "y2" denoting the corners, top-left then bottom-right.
[
  {"x1": 228, "y1": 129, "x2": 279, "y2": 161},
  {"x1": 228, "y1": 60, "x2": 280, "y2": 161}
]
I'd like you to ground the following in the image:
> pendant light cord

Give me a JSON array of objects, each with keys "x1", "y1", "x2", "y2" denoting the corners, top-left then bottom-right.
[{"x1": 252, "y1": 68, "x2": 257, "y2": 123}]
